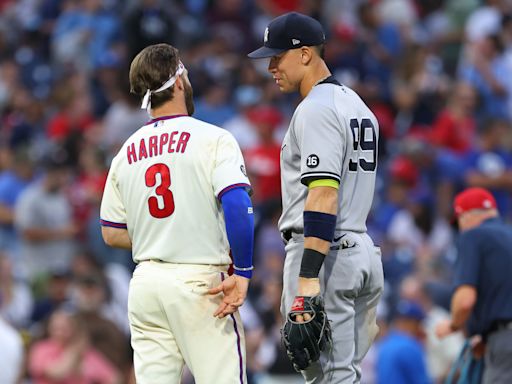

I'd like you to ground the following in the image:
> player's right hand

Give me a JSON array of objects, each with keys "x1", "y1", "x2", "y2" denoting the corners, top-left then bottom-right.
[{"x1": 208, "y1": 275, "x2": 249, "y2": 318}]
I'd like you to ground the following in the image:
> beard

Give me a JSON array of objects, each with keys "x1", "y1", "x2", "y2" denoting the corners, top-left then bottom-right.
[{"x1": 184, "y1": 81, "x2": 195, "y2": 116}]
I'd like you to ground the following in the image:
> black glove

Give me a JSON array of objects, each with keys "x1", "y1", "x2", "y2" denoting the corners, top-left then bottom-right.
[{"x1": 281, "y1": 295, "x2": 332, "y2": 371}]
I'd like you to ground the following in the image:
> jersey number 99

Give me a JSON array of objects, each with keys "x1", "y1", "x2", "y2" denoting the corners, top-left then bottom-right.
[
  {"x1": 145, "y1": 163, "x2": 175, "y2": 218},
  {"x1": 348, "y1": 118, "x2": 377, "y2": 172}
]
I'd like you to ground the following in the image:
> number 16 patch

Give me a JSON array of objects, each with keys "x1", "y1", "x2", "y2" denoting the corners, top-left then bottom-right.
[{"x1": 306, "y1": 154, "x2": 319, "y2": 168}]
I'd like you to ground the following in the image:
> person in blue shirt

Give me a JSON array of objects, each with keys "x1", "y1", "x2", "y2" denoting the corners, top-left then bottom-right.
[
  {"x1": 377, "y1": 300, "x2": 431, "y2": 384},
  {"x1": 459, "y1": 34, "x2": 510, "y2": 121},
  {"x1": 462, "y1": 119, "x2": 512, "y2": 220},
  {"x1": 436, "y1": 187, "x2": 512, "y2": 384},
  {"x1": 0, "y1": 147, "x2": 35, "y2": 256}
]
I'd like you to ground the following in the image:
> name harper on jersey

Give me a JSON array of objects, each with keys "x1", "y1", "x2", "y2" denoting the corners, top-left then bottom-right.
[{"x1": 126, "y1": 131, "x2": 191, "y2": 164}]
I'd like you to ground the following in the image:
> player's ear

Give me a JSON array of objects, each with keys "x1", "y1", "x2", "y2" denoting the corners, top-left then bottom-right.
[
  {"x1": 300, "y1": 47, "x2": 313, "y2": 65},
  {"x1": 175, "y1": 75, "x2": 184, "y2": 91}
]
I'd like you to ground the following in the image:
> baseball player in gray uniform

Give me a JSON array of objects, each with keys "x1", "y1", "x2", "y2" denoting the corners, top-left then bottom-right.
[{"x1": 249, "y1": 12, "x2": 384, "y2": 383}]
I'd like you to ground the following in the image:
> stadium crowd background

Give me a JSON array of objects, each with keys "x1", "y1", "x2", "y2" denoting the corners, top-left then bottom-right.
[{"x1": 0, "y1": 0, "x2": 512, "y2": 383}]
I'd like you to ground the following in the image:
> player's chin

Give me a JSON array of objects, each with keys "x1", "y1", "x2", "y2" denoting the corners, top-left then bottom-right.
[{"x1": 278, "y1": 83, "x2": 295, "y2": 93}]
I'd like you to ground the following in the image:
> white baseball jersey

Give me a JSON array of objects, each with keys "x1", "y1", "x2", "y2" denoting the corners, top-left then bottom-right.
[
  {"x1": 100, "y1": 114, "x2": 251, "y2": 265},
  {"x1": 279, "y1": 77, "x2": 379, "y2": 233}
]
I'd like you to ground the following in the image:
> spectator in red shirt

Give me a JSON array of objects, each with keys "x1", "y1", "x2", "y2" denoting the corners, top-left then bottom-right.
[
  {"x1": 68, "y1": 145, "x2": 108, "y2": 240},
  {"x1": 47, "y1": 76, "x2": 95, "y2": 144},
  {"x1": 430, "y1": 82, "x2": 477, "y2": 155},
  {"x1": 28, "y1": 308, "x2": 120, "y2": 384},
  {"x1": 243, "y1": 105, "x2": 283, "y2": 208}
]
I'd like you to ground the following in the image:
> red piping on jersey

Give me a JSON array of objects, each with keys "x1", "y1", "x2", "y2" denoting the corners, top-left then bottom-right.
[
  {"x1": 146, "y1": 114, "x2": 188, "y2": 125},
  {"x1": 99, "y1": 219, "x2": 127, "y2": 229},
  {"x1": 221, "y1": 272, "x2": 244, "y2": 384},
  {"x1": 218, "y1": 183, "x2": 251, "y2": 200}
]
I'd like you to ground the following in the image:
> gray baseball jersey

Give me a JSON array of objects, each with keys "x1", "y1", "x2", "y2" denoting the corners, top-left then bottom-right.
[
  {"x1": 279, "y1": 78, "x2": 379, "y2": 233},
  {"x1": 279, "y1": 77, "x2": 383, "y2": 383}
]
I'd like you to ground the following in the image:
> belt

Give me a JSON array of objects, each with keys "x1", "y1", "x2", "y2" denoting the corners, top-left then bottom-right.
[
  {"x1": 281, "y1": 229, "x2": 303, "y2": 243},
  {"x1": 495, "y1": 320, "x2": 512, "y2": 331},
  {"x1": 488, "y1": 320, "x2": 512, "y2": 335}
]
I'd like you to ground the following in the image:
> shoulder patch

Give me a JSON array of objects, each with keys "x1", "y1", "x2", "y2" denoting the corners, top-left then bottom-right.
[{"x1": 306, "y1": 154, "x2": 319, "y2": 168}]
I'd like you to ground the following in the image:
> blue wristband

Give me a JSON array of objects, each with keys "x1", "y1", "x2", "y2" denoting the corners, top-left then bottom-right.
[
  {"x1": 304, "y1": 211, "x2": 337, "y2": 242},
  {"x1": 221, "y1": 187, "x2": 254, "y2": 279}
]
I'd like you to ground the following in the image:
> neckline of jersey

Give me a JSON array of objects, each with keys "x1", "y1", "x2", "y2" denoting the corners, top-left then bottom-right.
[
  {"x1": 147, "y1": 114, "x2": 188, "y2": 125},
  {"x1": 315, "y1": 75, "x2": 341, "y2": 87}
]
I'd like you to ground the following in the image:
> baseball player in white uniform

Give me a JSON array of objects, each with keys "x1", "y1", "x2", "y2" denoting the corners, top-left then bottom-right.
[
  {"x1": 249, "y1": 13, "x2": 384, "y2": 383},
  {"x1": 100, "y1": 44, "x2": 254, "y2": 384}
]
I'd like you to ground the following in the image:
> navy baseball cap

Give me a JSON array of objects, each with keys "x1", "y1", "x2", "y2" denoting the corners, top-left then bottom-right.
[
  {"x1": 248, "y1": 12, "x2": 326, "y2": 58},
  {"x1": 395, "y1": 300, "x2": 426, "y2": 321}
]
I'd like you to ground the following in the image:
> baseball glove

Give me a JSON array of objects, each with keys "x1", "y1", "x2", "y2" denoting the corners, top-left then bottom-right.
[{"x1": 281, "y1": 295, "x2": 332, "y2": 371}]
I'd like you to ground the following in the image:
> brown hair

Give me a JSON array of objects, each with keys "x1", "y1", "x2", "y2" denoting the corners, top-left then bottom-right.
[{"x1": 129, "y1": 44, "x2": 181, "y2": 109}]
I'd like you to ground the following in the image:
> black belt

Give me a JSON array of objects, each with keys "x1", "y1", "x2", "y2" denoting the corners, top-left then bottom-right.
[
  {"x1": 488, "y1": 319, "x2": 512, "y2": 335},
  {"x1": 494, "y1": 320, "x2": 512, "y2": 331},
  {"x1": 281, "y1": 229, "x2": 303, "y2": 242}
]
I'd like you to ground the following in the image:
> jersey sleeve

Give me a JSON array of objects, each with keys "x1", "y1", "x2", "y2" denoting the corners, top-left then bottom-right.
[
  {"x1": 295, "y1": 101, "x2": 344, "y2": 185},
  {"x1": 453, "y1": 231, "x2": 481, "y2": 288},
  {"x1": 100, "y1": 156, "x2": 127, "y2": 229},
  {"x1": 212, "y1": 132, "x2": 252, "y2": 199}
]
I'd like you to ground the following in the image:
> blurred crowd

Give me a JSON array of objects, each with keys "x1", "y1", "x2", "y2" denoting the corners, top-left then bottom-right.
[{"x1": 1, "y1": 0, "x2": 512, "y2": 383}]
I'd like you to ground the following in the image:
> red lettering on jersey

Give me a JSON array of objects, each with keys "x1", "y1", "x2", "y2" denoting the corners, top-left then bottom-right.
[
  {"x1": 176, "y1": 132, "x2": 190, "y2": 153},
  {"x1": 168, "y1": 131, "x2": 177, "y2": 153},
  {"x1": 127, "y1": 143, "x2": 137, "y2": 164},
  {"x1": 139, "y1": 138, "x2": 148, "y2": 160},
  {"x1": 149, "y1": 135, "x2": 158, "y2": 157},
  {"x1": 159, "y1": 133, "x2": 169, "y2": 156}
]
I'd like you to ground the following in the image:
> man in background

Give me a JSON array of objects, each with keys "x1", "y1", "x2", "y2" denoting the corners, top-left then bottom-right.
[{"x1": 436, "y1": 187, "x2": 512, "y2": 384}]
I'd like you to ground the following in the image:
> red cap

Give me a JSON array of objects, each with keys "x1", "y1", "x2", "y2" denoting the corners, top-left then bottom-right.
[
  {"x1": 389, "y1": 157, "x2": 418, "y2": 187},
  {"x1": 453, "y1": 187, "x2": 497, "y2": 218},
  {"x1": 333, "y1": 22, "x2": 356, "y2": 42}
]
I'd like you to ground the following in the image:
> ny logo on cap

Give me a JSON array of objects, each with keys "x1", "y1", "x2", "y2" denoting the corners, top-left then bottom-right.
[
  {"x1": 264, "y1": 27, "x2": 269, "y2": 43},
  {"x1": 292, "y1": 38, "x2": 301, "y2": 45}
]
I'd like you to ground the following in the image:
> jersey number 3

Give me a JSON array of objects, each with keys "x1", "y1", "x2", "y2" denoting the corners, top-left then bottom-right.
[
  {"x1": 348, "y1": 118, "x2": 377, "y2": 172},
  {"x1": 145, "y1": 163, "x2": 175, "y2": 218}
]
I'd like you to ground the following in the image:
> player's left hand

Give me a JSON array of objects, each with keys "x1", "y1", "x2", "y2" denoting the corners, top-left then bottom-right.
[
  {"x1": 435, "y1": 319, "x2": 454, "y2": 339},
  {"x1": 208, "y1": 275, "x2": 249, "y2": 318}
]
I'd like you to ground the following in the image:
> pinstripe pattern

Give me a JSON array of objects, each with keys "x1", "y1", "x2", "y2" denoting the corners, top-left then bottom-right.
[{"x1": 221, "y1": 272, "x2": 244, "y2": 383}]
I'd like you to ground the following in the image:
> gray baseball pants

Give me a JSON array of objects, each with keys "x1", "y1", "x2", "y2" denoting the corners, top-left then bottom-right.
[
  {"x1": 281, "y1": 231, "x2": 384, "y2": 384},
  {"x1": 483, "y1": 328, "x2": 512, "y2": 384}
]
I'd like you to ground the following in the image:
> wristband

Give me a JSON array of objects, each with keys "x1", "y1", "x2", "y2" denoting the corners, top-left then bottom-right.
[
  {"x1": 233, "y1": 265, "x2": 254, "y2": 271},
  {"x1": 299, "y1": 248, "x2": 326, "y2": 278},
  {"x1": 304, "y1": 211, "x2": 337, "y2": 242},
  {"x1": 233, "y1": 265, "x2": 253, "y2": 279}
]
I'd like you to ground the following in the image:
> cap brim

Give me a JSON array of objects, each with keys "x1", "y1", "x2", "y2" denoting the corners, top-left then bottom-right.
[{"x1": 248, "y1": 46, "x2": 287, "y2": 58}]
